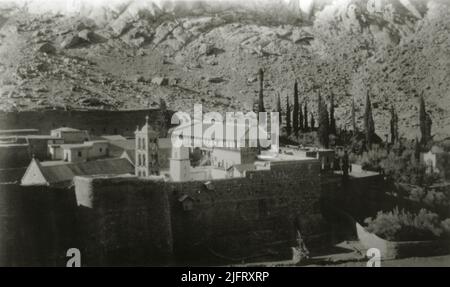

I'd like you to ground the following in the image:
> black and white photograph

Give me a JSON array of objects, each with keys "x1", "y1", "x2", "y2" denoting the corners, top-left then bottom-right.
[{"x1": 0, "y1": 0, "x2": 450, "y2": 270}]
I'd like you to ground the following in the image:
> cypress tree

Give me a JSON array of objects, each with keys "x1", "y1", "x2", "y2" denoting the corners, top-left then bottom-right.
[
  {"x1": 310, "y1": 112, "x2": 315, "y2": 130},
  {"x1": 159, "y1": 98, "x2": 168, "y2": 138},
  {"x1": 329, "y1": 93, "x2": 336, "y2": 135},
  {"x1": 390, "y1": 105, "x2": 398, "y2": 144},
  {"x1": 318, "y1": 93, "x2": 330, "y2": 148},
  {"x1": 258, "y1": 68, "x2": 265, "y2": 113},
  {"x1": 293, "y1": 80, "x2": 299, "y2": 135},
  {"x1": 276, "y1": 92, "x2": 282, "y2": 126},
  {"x1": 286, "y1": 96, "x2": 291, "y2": 136},
  {"x1": 414, "y1": 137, "x2": 421, "y2": 162},
  {"x1": 419, "y1": 94, "x2": 432, "y2": 145},
  {"x1": 304, "y1": 101, "x2": 308, "y2": 131},
  {"x1": 299, "y1": 102, "x2": 304, "y2": 132},
  {"x1": 351, "y1": 97, "x2": 357, "y2": 133},
  {"x1": 364, "y1": 91, "x2": 375, "y2": 149}
]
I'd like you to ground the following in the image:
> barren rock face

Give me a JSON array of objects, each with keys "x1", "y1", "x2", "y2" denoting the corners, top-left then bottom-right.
[{"x1": 0, "y1": 0, "x2": 449, "y2": 140}]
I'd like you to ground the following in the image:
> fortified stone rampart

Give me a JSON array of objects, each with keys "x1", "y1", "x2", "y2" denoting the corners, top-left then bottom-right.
[
  {"x1": 73, "y1": 176, "x2": 174, "y2": 266},
  {"x1": 0, "y1": 159, "x2": 388, "y2": 266},
  {"x1": 73, "y1": 159, "x2": 323, "y2": 266}
]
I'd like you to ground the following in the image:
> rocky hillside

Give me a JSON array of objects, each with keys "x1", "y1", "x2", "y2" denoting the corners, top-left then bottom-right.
[{"x1": 0, "y1": 0, "x2": 449, "y2": 140}]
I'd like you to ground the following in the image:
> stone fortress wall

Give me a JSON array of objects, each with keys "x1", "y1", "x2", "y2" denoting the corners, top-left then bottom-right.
[{"x1": 0, "y1": 158, "x2": 327, "y2": 266}]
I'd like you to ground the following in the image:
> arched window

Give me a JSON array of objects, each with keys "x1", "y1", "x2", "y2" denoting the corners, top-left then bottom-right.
[
  {"x1": 143, "y1": 155, "x2": 146, "y2": 166},
  {"x1": 138, "y1": 153, "x2": 142, "y2": 166}
]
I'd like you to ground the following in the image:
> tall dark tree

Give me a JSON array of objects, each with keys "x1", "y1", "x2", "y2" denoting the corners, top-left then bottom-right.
[
  {"x1": 318, "y1": 93, "x2": 330, "y2": 148},
  {"x1": 414, "y1": 137, "x2": 421, "y2": 162},
  {"x1": 275, "y1": 92, "x2": 282, "y2": 126},
  {"x1": 329, "y1": 93, "x2": 336, "y2": 135},
  {"x1": 159, "y1": 98, "x2": 169, "y2": 138},
  {"x1": 390, "y1": 105, "x2": 399, "y2": 144},
  {"x1": 286, "y1": 96, "x2": 291, "y2": 136},
  {"x1": 419, "y1": 94, "x2": 432, "y2": 145},
  {"x1": 258, "y1": 68, "x2": 265, "y2": 113},
  {"x1": 310, "y1": 112, "x2": 315, "y2": 130},
  {"x1": 426, "y1": 113, "x2": 433, "y2": 144},
  {"x1": 299, "y1": 102, "x2": 304, "y2": 132},
  {"x1": 293, "y1": 80, "x2": 299, "y2": 135},
  {"x1": 303, "y1": 102, "x2": 308, "y2": 131},
  {"x1": 419, "y1": 94, "x2": 426, "y2": 143},
  {"x1": 364, "y1": 91, "x2": 375, "y2": 149},
  {"x1": 351, "y1": 97, "x2": 357, "y2": 133}
]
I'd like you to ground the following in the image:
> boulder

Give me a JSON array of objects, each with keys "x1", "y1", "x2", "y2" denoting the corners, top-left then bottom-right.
[
  {"x1": 78, "y1": 29, "x2": 106, "y2": 44},
  {"x1": 199, "y1": 43, "x2": 215, "y2": 56},
  {"x1": 152, "y1": 77, "x2": 169, "y2": 86},
  {"x1": 291, "y1": 28, "x2": 314, "y2": 44},
  {"x1": 207, "y1": 76, "x2": 225, "y2": 83},
  {"x1": 37, "y1": 42, "x2": 56, "y2": 54},
  {"x1": 134, "y1": 75, "x2": 146, "y2": 83},
  {"x1": 61, "y1": 35, "x2": 87, "y2": 49},
  {"x1": 110, "y1": 16, "x2": 133, "y2": 36},
  {"x1": 78, "y1": 29, "x2": 92, "y2": 42}
]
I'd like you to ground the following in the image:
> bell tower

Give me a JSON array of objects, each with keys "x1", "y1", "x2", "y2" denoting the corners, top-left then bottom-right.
[{"x1": 135, "y1": 116, "x2": 160, "y2": 177}]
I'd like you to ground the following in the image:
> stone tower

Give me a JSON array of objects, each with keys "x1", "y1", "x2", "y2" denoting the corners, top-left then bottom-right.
[
  {"x1": 169, "y1": 144, "x2": 190, "y2": 182},
  {"x1": 135, "y1": 116, "x2": 160, "y2": 177}
]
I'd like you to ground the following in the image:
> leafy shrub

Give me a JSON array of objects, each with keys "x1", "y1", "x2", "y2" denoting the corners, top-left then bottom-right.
[
  {"x1": 353, "y1": 144, "x2": 387, "y2": 172},
  {"x1": 380, "y1": 149, "x2": 439, "y2": 187},
  {"x1": 364, "y1": 207, "x2": 450, "y2": 241}
]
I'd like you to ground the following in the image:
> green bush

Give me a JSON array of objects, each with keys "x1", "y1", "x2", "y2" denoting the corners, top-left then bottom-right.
[
  {"x1": 357, "y1": 145, "x2": 388, "y2": 172},
  {"x1": 380, "y1": 149, "x2": 439, "y2": 187},
  {"x1": 364, "y1": 207, "x2": 450, "y2": 241}
]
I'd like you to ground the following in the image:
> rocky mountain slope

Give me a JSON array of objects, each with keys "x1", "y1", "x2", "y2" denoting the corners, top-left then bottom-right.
[{"x1": 0, "y1": 0, "x2": 449, "y2": 140}]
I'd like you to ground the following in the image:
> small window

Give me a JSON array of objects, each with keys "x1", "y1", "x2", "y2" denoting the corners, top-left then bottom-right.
[
  {"x1": 99, "y1": 148, "x2": 103, "y2": 152},
  {"x1": 78, "y1": 151, "x2": 82, "y2": 157}
]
